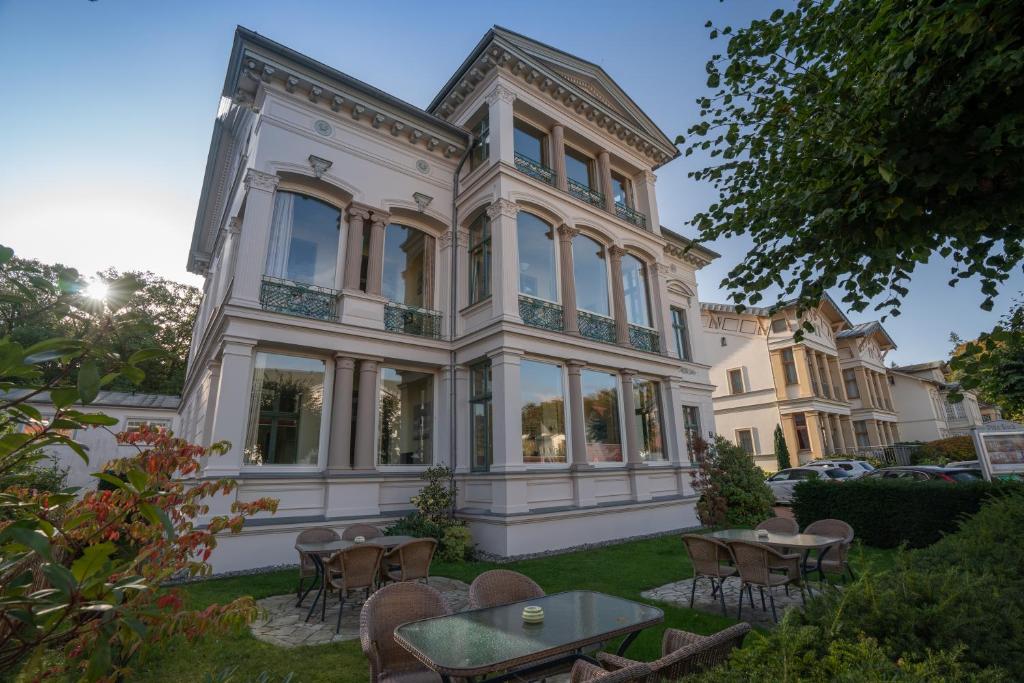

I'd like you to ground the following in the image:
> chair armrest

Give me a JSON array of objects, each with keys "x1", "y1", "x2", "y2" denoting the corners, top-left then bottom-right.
[
  {"x1": 571, "y1": 660, "x2": 608, "y2": 683},
  {"x1": 662, "y1": 628, "x2": 706, "y2": 654},
  {"x1": 597, "y1": 652, "x2": 638, "y2": 671}
]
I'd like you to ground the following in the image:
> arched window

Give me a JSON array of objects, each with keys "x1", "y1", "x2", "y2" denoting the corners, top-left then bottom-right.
[
  {"x1": 517, "y1": 212, "x2": 557, "y2": 302},
  {"x1": 382, "y1": 223, "x2": 433, "y2": 308},
  {"x1": 572, "y1": 234, "x2": 610, "y2": 316},
  {"x1": 621, "y1": 253, "x2": 652, "y2": 327},
  {"x1": 265, "y1": 191, "x2": 342, "y2": 288}
]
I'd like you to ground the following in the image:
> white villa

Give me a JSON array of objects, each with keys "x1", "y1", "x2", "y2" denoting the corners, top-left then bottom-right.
[{"x1": 178, "y1": 26, "x2": 719, "y2": 571}]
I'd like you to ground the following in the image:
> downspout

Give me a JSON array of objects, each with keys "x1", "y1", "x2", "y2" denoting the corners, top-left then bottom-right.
[{"x1": 449, "y1": 136, "x2": 474, "y2": 478}]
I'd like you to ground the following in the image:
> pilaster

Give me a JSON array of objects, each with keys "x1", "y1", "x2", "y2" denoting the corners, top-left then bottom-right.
[
  {"x1": 598, "y1": 150, "x2": 615, "y2": 212},
  {"x1": 609, "y1": 246, "x2": 630, "y2": 346},
  {"x1": 486, "y1": 83, "x2": 516, "y2": 168},
  {"x1": 206, "y1": 340, "x2": 256, "y2": 476},
  {"x1": 487, "y1": 199, "x2": 522, "y2": 323},
  {"x1": 232, "y1": 170, "x2": 279, "y2": 308},
  {"x1": 551, "y1": 124, "x2": 567, "y2": 192},
  {"x1": 365, "y1": 210, "x2": 389, "y2": 297},
  {"x1": 327, "y1": 356, "x2": 355, "y2": 472},
  {"x1": 353, "y1": 360, "x2": 380, "y2": 470},
  {"x1": 343, "y1": 203, "x2": 371, "y2": 291},
  {"x1": 557, "y1": 225, "x2": 580, "y2": 335}
]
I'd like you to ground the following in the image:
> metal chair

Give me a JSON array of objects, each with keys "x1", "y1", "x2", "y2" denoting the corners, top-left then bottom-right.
[
  {"x1": 294, "y1": 527, "x2": 339, "y2": 603},
  {"x1": 380, "y1": 538, "x2": 437, "y2": 584},
  {"x1": 359, "y1": 582, "x2": 449, "y2": 683},
  {"x1": 680, "y1": 534, "x2": 738, "y2": 616},
  {"x1": 468, "y1": 569, "x2": 545, "y2": 609},
  {"x1": 728, "y1": 540, "x2": 806, "y2": 622},
  {"x1": 598, "y1": 623, "x2": 752, "y2": 682},
  {"x1": 325, "y1": 544, "x2": 385, "y2": 633},
  {"x1": 804, "y1": 518, "x2": 856, "y2": 581},
  {"x1": 342, "y1": 523, "x2": 383, "y2": 541}
]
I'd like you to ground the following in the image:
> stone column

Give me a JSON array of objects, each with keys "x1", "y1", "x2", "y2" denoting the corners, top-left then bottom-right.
[
  {"x1": 833, "y1": 414, "x2": 849, "y2": 452},
  {"x1": 598, "y1": 150, "x2": 615, "y2": 212},
  {"x1": 232, "y1": 170, "x2": 279, "y2": 308},
  {"x1": 609, "y1": 246, "x2": 630, "y2": 346},
  {"x1": 855, "y1": 367, "x2": 874, "y2": 408},
  {"x1": 486, "y1": 83, "x2": 516, "y2": 167},
  {"x1": 840, "y1": 416, "x2": 856, "y2": 450},
  {"x1": 206, "y1": 340, "x2": 255, "y2": 476},
  {"x1": 830, "y1": 357, "x2": 848, "y2": 401},
  {"x1": 565, "y1": 361, "x2": 589, "y2": 468},
  {"x1": 365, "y1": 210, "x2": 389, "y2": 297},
  {"x1": 805, "y1": 411, "x2": 826, "y2": 460},
  {"x1": 201, "y1": 360, "x2": 222, "y2": 446},
  {"x1": 807, "y1": 351, "x2": 824, "y2": 397},
  {"x1": 867, "y1": 419, "x2": 883, "y2": 447},
  {"x1": 487, "y1": 199, "x2": 522, "y2": 323},
  {"x1": 551, "y1": 124, "x2": 567, "y2": 192},
  {"x1": 327, "y1": 356, "x2": 355, "y2": 472},
  {"x1": 343, "y1": 203, "x2": 370, "y2": 291},
  {"x1": 781, "y1": 413, "x2": 800, "y2": 460},
  {"x1": 821, "y1": 412, "x2": 836, "y2": 455},
  {"x1": 792, "y1": 346, "x2": 814, "y2": 398},
  {"x1": 620, "y1": 370, "x2": 641, "y2": 464},
  {"x1": 649, "y1": 263, "x2": 671, "y2": 355},
  {"x1": 634, "y1": 170, "x2": 661, "y2": 235},
  {"x1": 452, "y1": 366, "x2": 470, "y2": 471},
  {"x1": 769, "y1": 350, "x2": 788, "y2": 397},
  {"x1": 557, "y1": 225, "x2": 579, "y2": 335},
  {"x1": 490, "y1": 350, "x2": 524, "y2": 473},
  {"x1": 353, "y1": 360, "x2": 380, "y2": 470}
]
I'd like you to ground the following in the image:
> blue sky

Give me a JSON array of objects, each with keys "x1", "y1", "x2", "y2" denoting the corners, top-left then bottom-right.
[{"x1": 1, "y1": 0, "x2": 1019, "y2": 365}]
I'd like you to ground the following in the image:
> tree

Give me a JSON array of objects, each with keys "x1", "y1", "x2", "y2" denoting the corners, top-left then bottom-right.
[
  {"x1": 949, "y1": 298, "x2": 1024, "y2": 420},
  {"x1": 683, "y1": 0, "x2": 1024, "y2": 321},
  {"x1": 773, "y1": 424, "x2": 791, "y2": 470},
  {"x1": 691, "y1": 436, "x2": 775, "y2": 527}
]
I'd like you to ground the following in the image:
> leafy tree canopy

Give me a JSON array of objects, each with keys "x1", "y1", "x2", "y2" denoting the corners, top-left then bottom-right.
[
  {"x1": 949, "y1": 298, "x2": 1024, "y2": 420},
  {"x1": 683, "y1": 0, "x2": 1024, "y2": 318}
]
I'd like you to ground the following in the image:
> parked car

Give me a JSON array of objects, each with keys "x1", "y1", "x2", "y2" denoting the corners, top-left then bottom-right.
[
  {"x1": 804, "y1": 459, "x2": 876, "y2": 479},
  {"x1": 946, "y1": 460, "x2": 979, "y2": 469},
  {"x1": 862, "y1": 465, "x2": 983, "y2": 482},
  {"x1": 766, "y1": 467, "x2": 852, "y2": 504}
]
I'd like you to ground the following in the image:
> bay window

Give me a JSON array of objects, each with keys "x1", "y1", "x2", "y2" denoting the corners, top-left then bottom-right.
[
  {"x1": 265, "y1": 191, "x2": 342, "y2": 288},
  {"x1": 581, "y1": 369, "x2": 623, "y2": 463},
  {"x1": 520, "y1": 359, "x2": 566, "y2": 464},
  {"x1": 379, "y1": 368, "x2": 433, "y2": 465},
  {"x1": 244, "y1": 352, "x2": 325, "y2": 466},
  {"x1": 517, "y1": 212, "x2": 558, "y2": 301},
  {"x1": 633, "y1": 378, "x2": 665, "y2": 461}
]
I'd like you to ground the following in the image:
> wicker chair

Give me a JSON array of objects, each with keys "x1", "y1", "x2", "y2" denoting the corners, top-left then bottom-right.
[
  {"x1": 680, "y1": 534, "x2": 738, "y2": 616},
  {"x1": 598, "y1": 623, "x2": 751, "y2": 682},
  {"x1": 728, "y1": 540, "x2": 805, "y2": 622},
  {"x1": 467, "y1": 569, "x2": 545, "y2": 609},
  {"x1": 342, "y1": 523, "x2": 383, "y2": 541},
  {"x1": 570, "y1": 660, "x2": 652, "y2": 683},
  {"x1": 325, "y1": 544, "x2": 385, "y2": 633},
  {"x1": 360, "y1": 582, "x2": 449, "y2": 683},
  {"x1": 380, "y1": 538, "x2": 437, "y2": 584},
  {"x1": 804, "y1": 518, "x2": 856, "y2": 581},
  {"x1": 754, "y1": 517, "x2": 799, "y2": 534},
  {"x1": 294, "y1": 527, "x2": 340, "y2": 602}
]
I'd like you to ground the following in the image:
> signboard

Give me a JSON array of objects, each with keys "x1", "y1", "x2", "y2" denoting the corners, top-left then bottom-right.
[{"x1": 971, "y1": 422, "x2": 1024, "y2": 481}]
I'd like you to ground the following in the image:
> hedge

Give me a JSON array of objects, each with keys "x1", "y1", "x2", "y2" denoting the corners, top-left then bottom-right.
[{"x1": 792, "y1": 478, "x2": 1022, "y2": 548}]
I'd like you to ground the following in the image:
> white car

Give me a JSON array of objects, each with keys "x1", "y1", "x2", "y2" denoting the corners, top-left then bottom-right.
[
  {"x1": 766, "y1": 467, "x2": 852, "y2": 504},
  {"x1": 804, "y1": 459, "x2": 876, "y2": 479}
]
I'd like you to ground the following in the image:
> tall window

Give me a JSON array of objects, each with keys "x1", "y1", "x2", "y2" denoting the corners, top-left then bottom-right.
[
  {"x1": 736, "y1": 429, "x2": 755, "y2": 455},
  {"x1": 728, "y1": 368, "x2": 745, "y2": 395},
  {"x1": 581, "y1": 370, "x2": 622, "y2": 463},
  {"x1": 469, "y1": 108, "x2": 489, "y2": 171},
  {"x1": 944, "y1": 399, "x2": 967, "y2": 421},
  {"x1": 517, "y1": 213, "x2": 558, "y2": 301},
  {"x1": 794, "y1": 413, "x2": 810, "y2": 450},
  {"x1": 843, "y1": 369, "x2": 859, "y2": 398},
  {"x1": 382, "y1": 224, "x2": 431, "y2": 308},
  {"x1": 771, "y1": 318, "x2": 788, "y2": 334},
  {"x1": 564, "y1": 147, "x2": 593, "y2": 188},
  {"x1": 806, "y1": 354, "x2": 819, "y2": 395},
  {"x1": 671, "y1": 307, "x2": 692, "y2": 361},
  {"x1": 611, "y1": 172, "x2": 631, "y2": 206},
  {"x1": 520, "y1": 360, "x2": 566, "y2": 463},
  {"x1": 469, "y1": 361, "x2": 492, "y2": 472},
  {"x1": 265, "y1": 191, "x2": 341, "y2": 288},
  {"x1": 682, "y1": 405, "x2": 701, "y2": 460},
  {"x1": 853, "y1": 420, "x2": 870, "y2": 448},
  {"x1": 379, "y1": 368, "x2": 433, "y2": 465},
  {"x1": 782, "y1": 348, "x2": 798, "y2": 385},
  {"x1": 817, "y1": 356, "x2": 832, "y2": 398},
  {"x1": 572, "y1": 234, "x2": 610, "y2": 316},
  {"x1": 633, "y1": 378, "x2": 665, "y2": 461},
  {"x1": 244, "y1": 353, "x2": 325, "y2": 466},
  {"x1": 621, "y1": 254, "x2": 652, "y2": 327},
  {"x1": 513, "y1": 120, "x2": 546, "y2": 163},
  {"x1": 468, "y1": 213, "x2": 491, "y2": 304}
]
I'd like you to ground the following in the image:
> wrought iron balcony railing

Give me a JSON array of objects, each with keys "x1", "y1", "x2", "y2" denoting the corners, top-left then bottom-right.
[
  {"x1": 519, "y1": 295, "x2": 564, "y2": 332},
  {"x1": 628, "y1": 324, "x2": 660, "y2": 353},
  {"x1": 615, "y1": 202, "x2": 647, "y2": 230},
  {"x1": 577, "y1": 310, "x2": 617, "y2": 343},
  {"x1": 514, "y1": 152, "x2": 556, "y2": 186},
  {"x1": 260, "y1": 277, "x2": 338, "y2": 321},
  {"x1": 384, "y1": 302, "x2": 443, "y2": 339},
  {"x1": 567, "y1": 178, "x2": 605, "y2": 208}
]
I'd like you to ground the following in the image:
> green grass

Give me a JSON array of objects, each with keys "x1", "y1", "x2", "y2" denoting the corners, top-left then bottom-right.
[{"x1": 127, "y1": 535, "x2": 897, "y2": 683}]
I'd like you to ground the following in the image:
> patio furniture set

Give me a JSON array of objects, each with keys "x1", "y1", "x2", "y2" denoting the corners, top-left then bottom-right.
[{"x1": 682, "y1": 517, "x2": 855, "y2": 622}]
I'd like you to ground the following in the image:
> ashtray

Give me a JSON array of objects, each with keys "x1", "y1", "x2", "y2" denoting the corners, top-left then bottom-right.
[
  {"x1": 522, "y1": 606, "x2": 544, "y2": 623},
  {"x1": 354, "y1": 536, "x2": 366, "y2": 543}
]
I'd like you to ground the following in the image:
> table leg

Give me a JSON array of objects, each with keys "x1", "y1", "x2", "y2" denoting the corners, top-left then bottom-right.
[
  {"x1": 304, "y1": 554, "x2": 326, "y2": 622},
  {"x1": 616, "y1": 631, "x2": 640, "y2": 656}
]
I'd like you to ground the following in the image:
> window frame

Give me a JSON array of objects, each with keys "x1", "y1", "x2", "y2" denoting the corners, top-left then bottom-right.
[
  {"x1": 682, "y1": 404, "x2": 701, "y2": 461},
  {"x1": 467, "y1": 212, "x2": 492, "y2": 305},
  {"x1": 572, "y1": 233, "x2": 612, "y2": 318},
  {"x1": 632, "y1": 377, "x2": 667, "y2": 462},
  {"x1": 781, "y1": 348, "x2": 799, "y2": 385},
  {"x1": 610, "y1": 170, "x2": 632, "y2": 207},
  {"x1": 564, "y1": 145, "x2": 595, "y2": 189},
  {"x1": 794, "y1": 413, "x2": 811, "y2": 451},
  {"x1": 843, "y1": 368, "x2": 860, "y2": 399},
  {"x1": 727, "y1": 368, "x2": 745, "y2": 395},
  {"x1": 381, "y1": 222, "x2": 433, "y2": 309},
  {"x1": 376, "y1": 364, "x2": 437, "y2": 469},
  {"x1": 519, "y1": 358, "x2": 570, "y2": 467},
  {"x1": 469, "y1": 108, "x2": 490, "y2": 171},
  {"x1": 671, "y1": 306, "x2": 692, "y2": 361},
  {"x1": 265, "y1": 190, "x2": 344, "y2": 290},
  {"x1": 735, "y1": 428, "x2": 756, "y2": 456},
  {"x1": 620, "y1": 253, "x2": 654, "y2": 329},
  {"x1": 512, "y1": 118, "x2": 548, "y2": 166},
  {"x1": 469, "y1": 360, "x2": 493, "y2": 472},
  {"x1": 580, "y1": 367, "x2": 627, "y2": 465},
  {"x1": 516, "y1": 212, "x2": 561, "y2": 304}
]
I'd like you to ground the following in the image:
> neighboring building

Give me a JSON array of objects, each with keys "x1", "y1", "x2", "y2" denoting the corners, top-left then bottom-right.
[
  {"x1": 889, "y1": 361, "x2": 984, "y2": 441},
  {"x1": 979, "y1": 402, "x2": 1003, "y2": 423},
  {"x1": 701, "y1": 296, "x2": 863, "y2": 471},
  {"x1": 6, "y1": 391, "x2": 179, "y2": 490},
  {"x1": 835, "y1": 322, "x2": 901, "y2": 449},
  {"x1": 178, "y1": 26, "x2": 719, "y2": 571}
]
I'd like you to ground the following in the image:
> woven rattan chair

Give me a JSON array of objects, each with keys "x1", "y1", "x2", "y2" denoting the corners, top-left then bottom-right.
[
  {"x1": 467, "y1": 569, "x2": 545, "y2": 609},
  {"x1": 294, "y1": 527, "x2": 340, "y2": 602},
  {"x1": 570, "y1": 660, "x2": 652, "y2": 683},
  {"x1": 342, "y1": 523, "x2": 383, "y2": 541},
  {"x1": 728, "y1": 540, "x2": 805, "y2": 622},
  {"x1": 754, "y1": 517, "x2": 799, "y2": 534},
  {"x1": 804, "y1": 518, "x2": 856, "y2": 581},
  {"x1": 325, "y1": 544, "x2": 385, "y2": 633},
  {"x1": 360, "y1": 582, "x2": 449, "y2": 683},
  {"x1": 597, "y1": 623, "x2": 751, "y2": 682},
  {"x1": 680, "y1": 534, "x2": 738, "y2": 616},
  {"x1": 380, "y1": 538, "x2": 437, "y2": 584}
]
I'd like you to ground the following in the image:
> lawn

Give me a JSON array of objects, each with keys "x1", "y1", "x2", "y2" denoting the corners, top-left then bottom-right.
[{"x1": 127, "y1": 535, "x2": 898, "y2": 683}]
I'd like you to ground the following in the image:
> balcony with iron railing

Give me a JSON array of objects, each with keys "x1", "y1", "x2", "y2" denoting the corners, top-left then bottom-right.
[
  {"x1": 260, "y1": 277, "x2": 338, "y2": 321},
  {"x1": 567, "y1": 178, "x2": 605, "y2": 208},
  {"x1": 628, "y1": 324, "x2": 660, "y2": 353},
  {"x1": 514, "y1": 152, "x2": 556, "y2": 186},
  {"x1": 577, "y1": 310, "x2": 617, "y2": 344},
  {"x1": 615, "y1": 201, "x2": 647, "y2": 230},
  {"x1": 518, "y1": 295, "x2": 564, "y2": 332},
  {"x1": 384, "y1": 302, "x2": 443, "y2": 339}
]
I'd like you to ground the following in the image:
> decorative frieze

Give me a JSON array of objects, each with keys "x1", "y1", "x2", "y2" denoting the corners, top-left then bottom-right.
[{"x1": 243, "y1": 168, "x2": 280, "y2": 193}]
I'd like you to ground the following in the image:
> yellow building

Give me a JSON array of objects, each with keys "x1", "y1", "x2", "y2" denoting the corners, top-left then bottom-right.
[{"x1": 835, "y1": 322, "x2": 901, "y2": 449}]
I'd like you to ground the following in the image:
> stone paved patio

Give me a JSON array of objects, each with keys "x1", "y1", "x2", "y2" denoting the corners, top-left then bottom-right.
[
  {"x1": 642, "y1": 576, "x2": 814, "y2": 628},
  {"x1": 251, "y1": 577, "x2": 471, "y2": 647}
]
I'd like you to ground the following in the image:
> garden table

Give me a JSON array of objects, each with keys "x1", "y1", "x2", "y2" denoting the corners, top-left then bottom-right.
[
  {"x1": 394, "y1": 590, "x2": 664, "y2": 683},
  {"x1": 710, "y1": 528, "x2": 842, "y2": 582},
  {"x1": 295, "y1": 534, "x2": 417, "y2": 621}
]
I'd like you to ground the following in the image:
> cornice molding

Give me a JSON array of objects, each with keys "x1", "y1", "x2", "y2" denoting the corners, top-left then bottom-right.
[
  {"x1": 486, "y1": 198, "x2": 519, "y2": 219},
  {"x1": 244, "y1": 168, "x2": 280, "y2": 192}
]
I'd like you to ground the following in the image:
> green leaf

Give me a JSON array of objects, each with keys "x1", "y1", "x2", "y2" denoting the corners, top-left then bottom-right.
[
  {"x1": 139, "y1": 502, "x2": 177, "y2": 540},
  {"x1": 128, "y1": 348, "x2": 168, "y2": 365},
  {"x1": 74, "y1": 412, "x2": 120, "y2": 427},
  {"x1": 50, "y1": 387, "x2": 80, "y2": 409},
  {"x1": 71, "y1": 542, "x2": 116, "y2": 583},
  {"x1": 42, "y1": 562, "x2": 77, "y2": 596},
  {"x1": 120, "y1": 364, "x2": 145, "y2": 385},
  {"x1": 78, "y1": 359, "x2": 100, "y2": 404}
]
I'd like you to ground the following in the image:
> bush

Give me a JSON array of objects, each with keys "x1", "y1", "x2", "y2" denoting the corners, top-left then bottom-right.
[
  {"x1": 792, "y1": 477, "x2": 1021, "y2": 548},
  {"x1": 912, "y1": 435, "x2": 976, "y2": 465},
  {"x1": 439, "y1": 525, "x2": 474, "y2": 562},
  {"x1": 692, "y1": 436, "x2": 775, "y2": 528},
  {"x1": 386, "y1": 465, "x2": 474, "y2": 562},
  {"x1": 772, "y1": 424, "x2": 791, "y2": 471}
]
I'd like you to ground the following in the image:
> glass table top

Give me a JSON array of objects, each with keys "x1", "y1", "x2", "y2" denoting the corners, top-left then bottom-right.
[
  {"x1": 395, "y1": 590, "x2": 663, "y2": 675},
  {"x1": 710, "y1": 528, "x2": 841, "y2": 548},
  {"x1": 294, "y1": 535, "x2": 416, "y2": 554}
]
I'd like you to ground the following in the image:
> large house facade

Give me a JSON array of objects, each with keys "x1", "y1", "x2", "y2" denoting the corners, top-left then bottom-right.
[
  {"x1": 179, "y1": 27, "x2": 719, "y2": 571},
  {"x1": 889, "y1": 361, "x2": 985, "y2": 441}
]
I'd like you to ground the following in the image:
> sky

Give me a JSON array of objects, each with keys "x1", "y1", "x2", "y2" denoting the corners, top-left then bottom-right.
[{"x1": 1, "y1": 0, "x2": 1020, "y2": 366}]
